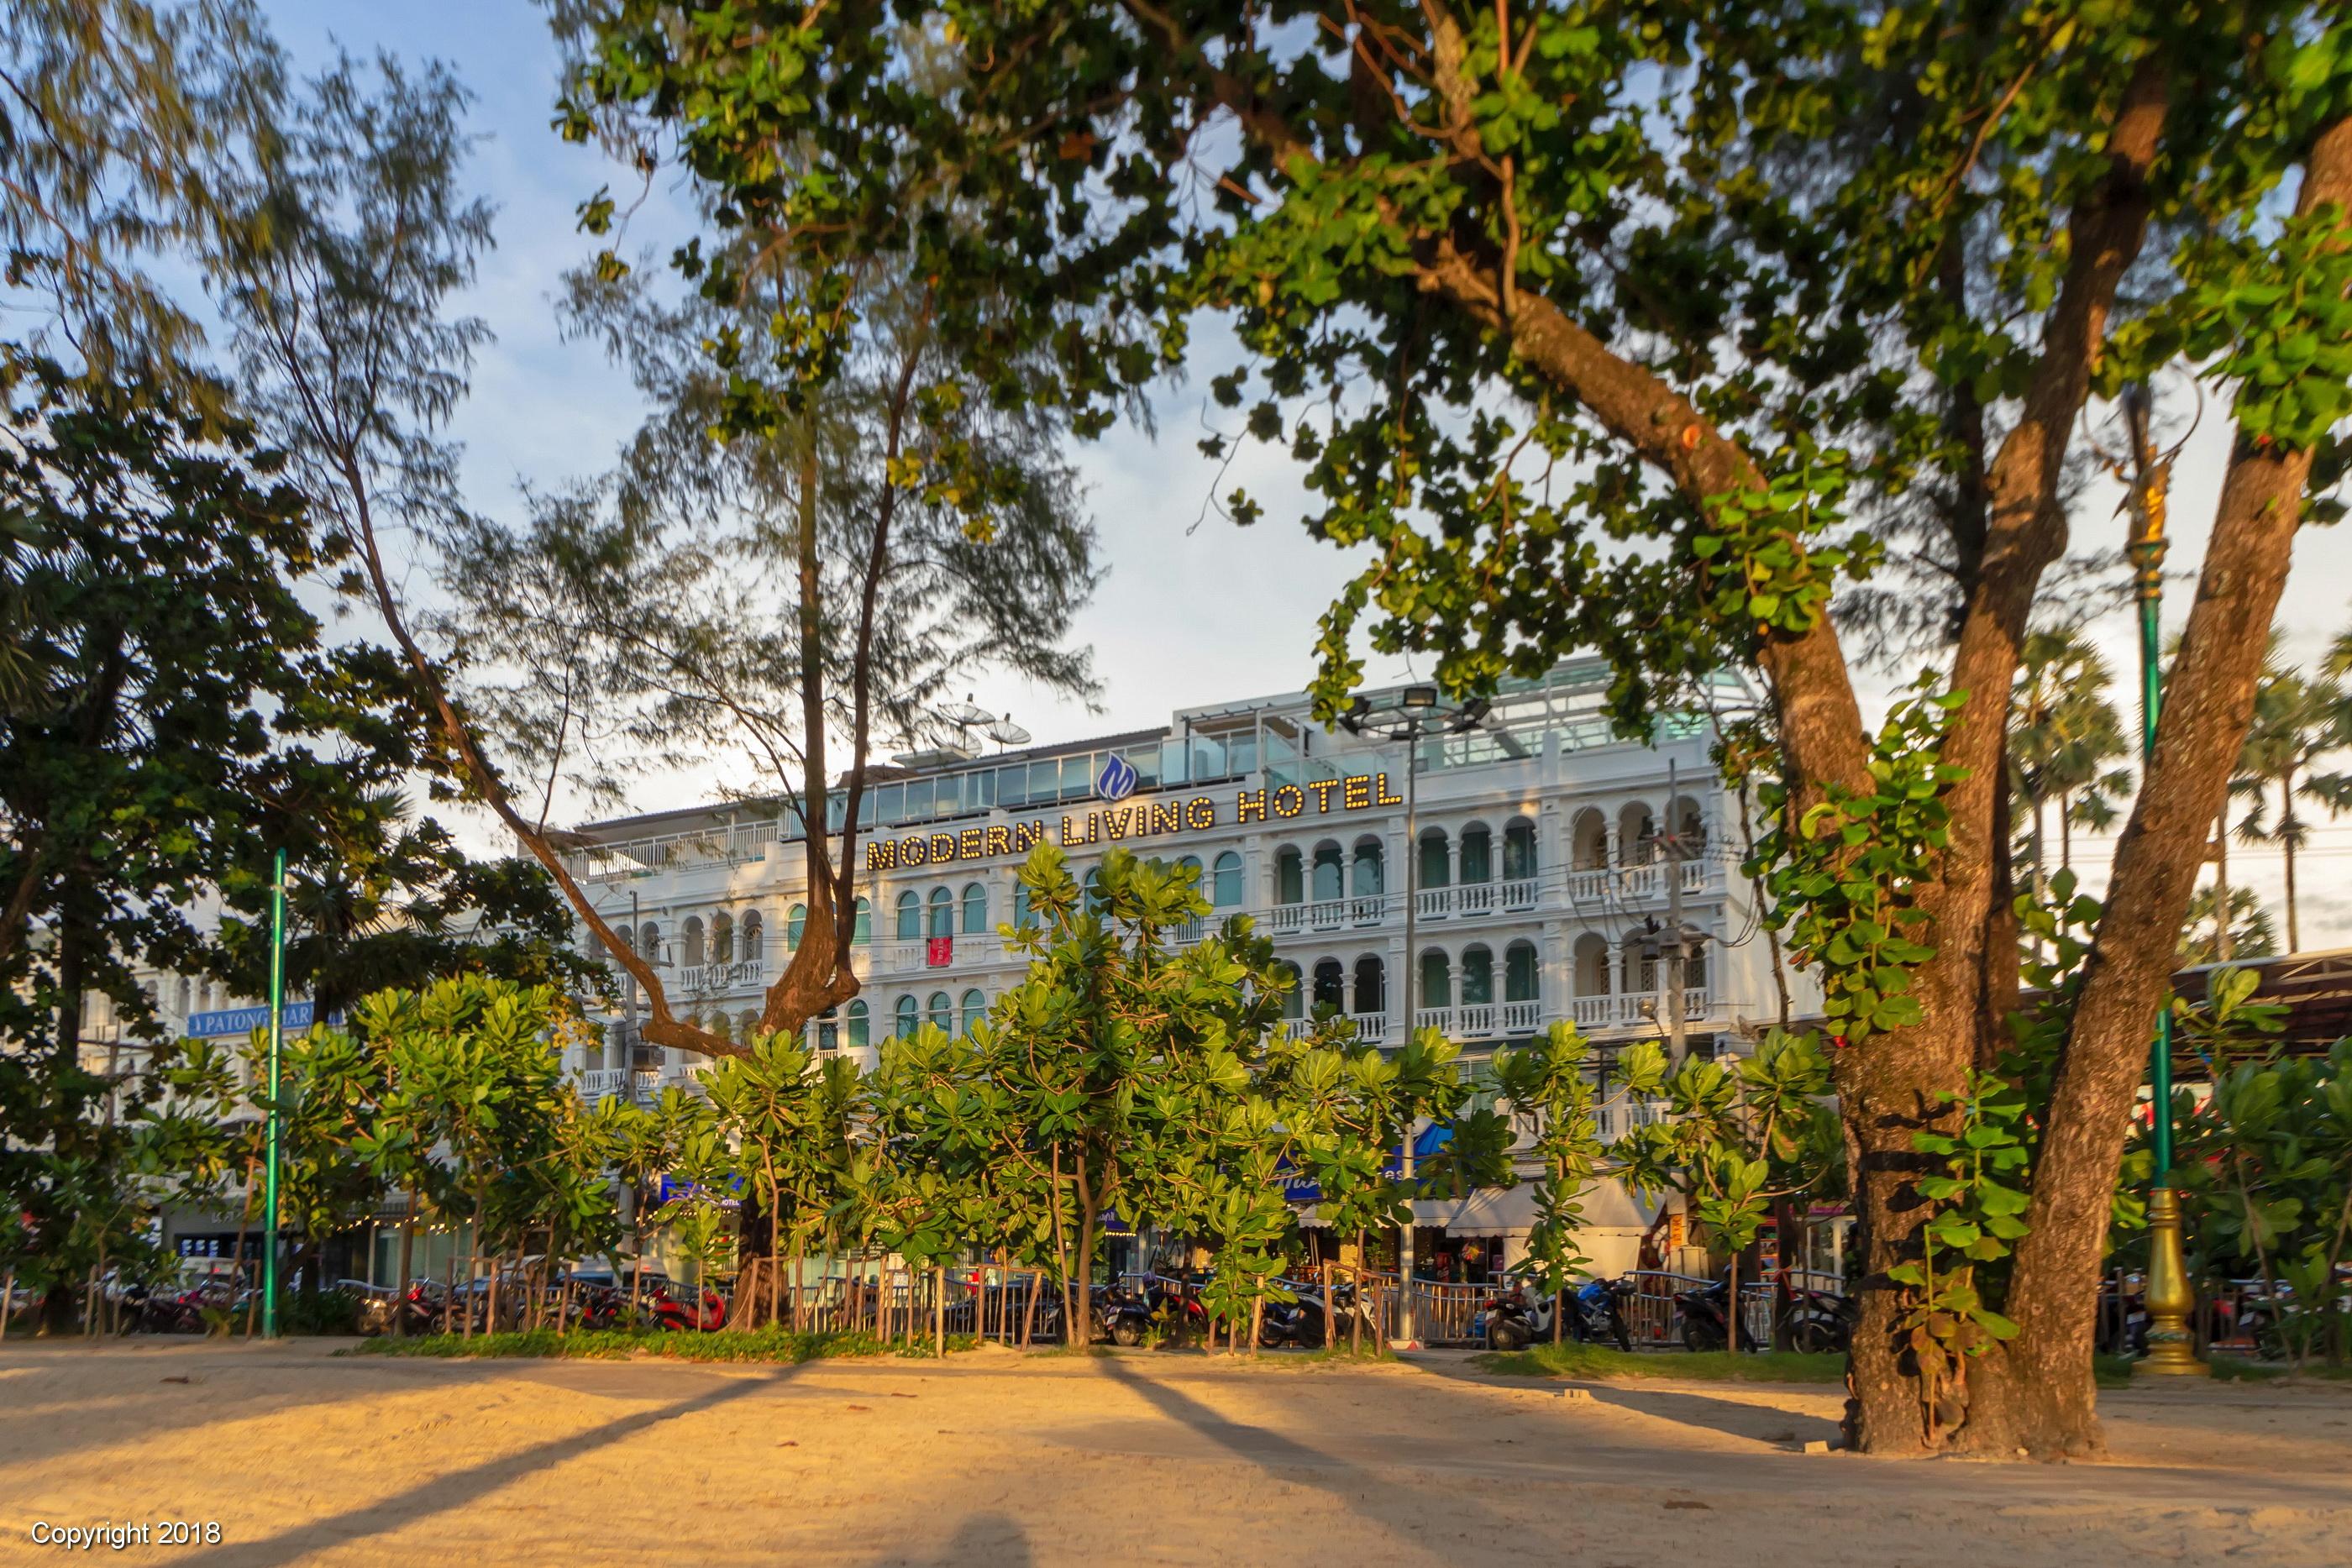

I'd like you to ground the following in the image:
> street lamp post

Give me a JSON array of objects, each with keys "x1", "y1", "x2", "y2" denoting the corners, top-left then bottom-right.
[
  {"x1": 1341, "y1": 684, "x2": 1488, "y2": 1350},
  {"x1": 2124, "y1": 388, "x2": 2201, "y2": 1375},
  {"x1": 262, "y1": 847, "x2": 286, "y2": 1339}
]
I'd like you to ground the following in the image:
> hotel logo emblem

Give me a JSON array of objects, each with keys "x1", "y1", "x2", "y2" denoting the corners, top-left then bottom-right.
[{"x1": 1095, "y1": 754, "x2": 1139, "y2": 803}]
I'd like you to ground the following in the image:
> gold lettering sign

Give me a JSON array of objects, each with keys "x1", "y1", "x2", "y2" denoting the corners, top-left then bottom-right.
[{"x1": 859, "y1": 763, "x2": 1424, "y2": 872}]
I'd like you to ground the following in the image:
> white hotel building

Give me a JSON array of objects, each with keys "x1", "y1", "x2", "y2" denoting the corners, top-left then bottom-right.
[{"x1": 559, "y1": 659, "x2": 1821, "y2": 1276}]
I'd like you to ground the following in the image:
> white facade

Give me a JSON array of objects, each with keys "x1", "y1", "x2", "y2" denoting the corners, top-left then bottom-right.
[{"x1": 561, "y1": 662, "x2": 1818, "y2": 1272}]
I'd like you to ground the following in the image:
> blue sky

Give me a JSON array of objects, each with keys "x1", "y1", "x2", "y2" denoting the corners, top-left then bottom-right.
[{"x1": 260, "y1": 3, "x2": 2352, "y2": 945}]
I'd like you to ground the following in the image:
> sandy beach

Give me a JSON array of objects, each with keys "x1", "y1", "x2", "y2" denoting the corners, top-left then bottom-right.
[{"x1": 3, "y1": 1339, "x2": 2349, "y2": 1565}]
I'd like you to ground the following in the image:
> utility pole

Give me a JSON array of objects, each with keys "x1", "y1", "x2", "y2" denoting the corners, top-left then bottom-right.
[
  {"x1": 1662, "y1": 758, "x2": 1688, "y2": 1069},
  {"x1": 1339, "y1": 684, "x2": 1487, "y2": 1352}
]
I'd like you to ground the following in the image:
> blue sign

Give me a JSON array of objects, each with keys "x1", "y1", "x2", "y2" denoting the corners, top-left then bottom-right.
[
  {"x1": 187, "y1": 1001, "x2": 333, "y2": 1039},
  {"x1": 1095, "y1": 753, "x2": 1139, "y2": 802}
]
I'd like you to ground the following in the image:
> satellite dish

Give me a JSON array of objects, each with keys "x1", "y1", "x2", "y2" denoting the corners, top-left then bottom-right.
[
  {"x1": 986, "y1": 716, "x2": 1032, "y2": 748},
  {"x1": 936, "y1": 694, "x2": 997, "y2": 728}
]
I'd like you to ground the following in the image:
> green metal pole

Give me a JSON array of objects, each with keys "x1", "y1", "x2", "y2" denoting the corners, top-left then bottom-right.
[
  {"x1": 262, "y1": 847, "x2": 286, "y2": 1340},
  {"x1": 2139, "y1": 594, "x2": 2175, "y2": 1183},
  {"x1": 2132, "y1": 511, "x2": 2198, "y2": 1373}
]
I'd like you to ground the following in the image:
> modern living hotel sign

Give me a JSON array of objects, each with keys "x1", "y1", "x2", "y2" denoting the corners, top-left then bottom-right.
[{"x1": 864, "y1": 772, "x2": 1409, "y2": 872}]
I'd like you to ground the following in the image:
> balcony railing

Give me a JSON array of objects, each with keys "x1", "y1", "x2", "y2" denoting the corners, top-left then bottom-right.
[
  {"x1": 1265, "y1": 894, "x2": 1388, "y2": 934},
  {"x1": 675, "y1": 957, "x2": 765, "y2": 995},
  {"x1": 1567, "y1": 989, "x2": 1714, "y2": 1028},
  {"x1": 580, "y1": 1066, "x2": 673, "y2": 1104},
  {"x1": 1414, "y1": 878, "x2": 1541, "y2": 920}
]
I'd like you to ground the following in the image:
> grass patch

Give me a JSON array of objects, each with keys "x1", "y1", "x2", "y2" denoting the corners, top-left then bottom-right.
[
  {"x1": 349, "y1": 1326, "x2": 974, "y2": 1363},
  {"x1": 2206, "y1": 1355, "x2": 2352, "y2": 1382},
  {"x1": 1472, "y1": 1341, "x2": 1845, "y2": 1383}
]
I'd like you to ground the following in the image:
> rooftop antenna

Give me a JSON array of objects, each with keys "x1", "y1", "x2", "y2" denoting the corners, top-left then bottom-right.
[{"x1": 985, "y1": 713, "x2": 1032, "y2": 752}]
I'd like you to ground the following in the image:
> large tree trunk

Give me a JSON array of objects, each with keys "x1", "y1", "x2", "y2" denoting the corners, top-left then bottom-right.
[{"x1": 1958, "y1": 113, "x2": 2352, "y2": 1458}]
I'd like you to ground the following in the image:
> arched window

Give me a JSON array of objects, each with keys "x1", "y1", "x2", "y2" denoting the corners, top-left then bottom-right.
[
  {"x1": 1574, "y1": 934, "x2": 1611, "y2": 996},
  {"x1": 847, "y1": 999, "x2": 869, "y2": 1050},
  {"x1": 1275, "y1": 961, "x2": 1304, "y2": 1020},
  {"x1": 1312, "y1": 958, "x2": 1345, "y2": 1010},
  {"x1": 1352, "y1": 955, "x2": 1385, "y2": 1015},
  {"x1": 176, "y1": 978, "x2": 192, "y2": 1016},
  {"x1": 742, "y1": 910, "x2": 764, "y2": 961},
  {"x1": 682, "y1": 916, "x2": 706, "y2": 968},
  {"x1": 853, "y1": 896, "x2": 871, "y2": 944},
  {"x1": 959, "y1": 989, "x2": 986, "y2": 1035},
  {"x1": 1459, "y1": 824, "x2": 1494, "y2": 885},
  {"x1": 1419, "y1": 950, "x2": 1452, "y2": 1009},
  {"x1": 1275, "y1": 846, "x2": 1305, "y2": 905},
  {"x1": 638, "y1": 921, "x2": 661, "y2": 964},
  {"x1": 1310, "y1": 842, "x2": 1344, "y2": 902},
  {"x1": 928, "y1": 887, "x2": 954, "y2": 939},
  {"x1": 815, "y1": 1009, "x2": 839, "y2": 1054},
  {"x1": 711, "y1": 912, "x2": 734, "y2": 964},
  {"x1": 1504, "y1": 821, "x2": 1537, "y2": 881},
  {"x1": 788, "y1": 903, "x2": 807, "y2": 948},
  {"x1": 1619, "y1": 802, "x2": 1656, "y2": 865},
  {"x1": 711, "y1": 1011, "x2": 734, "y2": 1045},
  {"x1": 895, "y1": 995, "x2": 919, "y2": 1038},
  {"x1": 1212, "y1": 851, "x2": 1243, "y2": 908},
  {"x1": 961, "y1": 882, "x2": 988, "y2": 935},
  {"x1": 1461, "y1": 944, "x2": 1494, "y2": 1005},
  {"x1": 1012, "y1": 883, "x2": 1034, "y2": 930},
  {"x1": 1570, "y1": 809, "x2": 1609, "y2": 872},
  {"x1": 1419, "y1": 829, "x2": 1451, "y2": 889},
  {"x1": 895, "y1": 891, "x2": 922, "y2": 941},
  {"x1": 1504, "y1": 941, "x2": 1540, "y2": 1004},
  {"x1": 1688, "y1": 943, "x2": 1709, "y2": 990},
  {"x1": 927, "y1": 990, "x2": 954, "y2": 1032},
  {"x1": 1352, "y1": 838, "x2": 1384, "y2": 898},
  {"x1": 738, "y1": 1009, "x2": 759, "y2": 1043}
]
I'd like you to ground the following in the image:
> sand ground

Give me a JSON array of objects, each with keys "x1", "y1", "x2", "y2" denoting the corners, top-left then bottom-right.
[{"x1": 2, "y1": 1338, "x2": 2349, "y2": 1566}]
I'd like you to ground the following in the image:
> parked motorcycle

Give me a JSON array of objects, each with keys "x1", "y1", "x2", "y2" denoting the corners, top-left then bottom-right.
[
  {"x1": 2096, "y1": 1275, "x2": 2150, "y2": 1357},
  {"x1": 644, "y1": 1279, "x2": 728, "y2": 1332},
  {"x1": 1779, "y1": 1286, "x2": 1858, "y2": 1355},
  {"x1": 1675, "y1": 1278, "x2": 1756, "y2": 1352},
  {"x1": 1480, "y1": 1281, "x2": 1548, "y2": 1351},
  {"x1": 1564, "y1": 1277, "x2": 1636, "y2": 1352}
]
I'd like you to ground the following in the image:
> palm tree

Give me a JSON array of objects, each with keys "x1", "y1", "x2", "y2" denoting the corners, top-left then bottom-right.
[
  {"x1": 2177, "y1": 884, "x2": 2281, "y2": 968},
  {"x1": 2233, "y1": 640, "x2": 2352, "y2": 953},
  {"x1": 2008, "y1": 629, "x2": 2135, "y2": 905}
]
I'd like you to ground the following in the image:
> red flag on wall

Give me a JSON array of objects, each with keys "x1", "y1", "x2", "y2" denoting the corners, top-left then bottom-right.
[{"x1": 927, "y1": 936, "x2": 953, "y2": 968}]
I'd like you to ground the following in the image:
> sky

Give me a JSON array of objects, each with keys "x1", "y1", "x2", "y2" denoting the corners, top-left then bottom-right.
[{"x1": 259, "y1": 2, "x2": 2352, "y2": 951}]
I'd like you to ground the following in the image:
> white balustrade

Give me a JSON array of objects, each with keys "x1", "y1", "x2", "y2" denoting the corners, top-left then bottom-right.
[
  {"x1": 1569, "y1": 994, "x2": 1613, "y2": 1027},
  {"x1": 1347, "y1": 1010, "x2": 1389, "y2": 1044},
  {"x1": 677, "y1": 957, "x2": 764, "y2": 995},
  {"x1": 580, "y1": 1067, "x2": 625, "y2": 1102},
  {"x1": 1500, "y1": 999, "x2": 1544, "y2": 1034}
]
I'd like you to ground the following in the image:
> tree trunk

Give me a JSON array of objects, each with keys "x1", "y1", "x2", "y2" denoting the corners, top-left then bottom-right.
[
  {"x1": 1961, "y1": 116, "x2": 2352, "y2": 1460},
  {"x1": 2214, "y1": 806, "x2": 2233, "y2": 961},
  {"x1": 2282, "y1": 770, "x2": 2301, "y2": 952},
  {"x1": 934, "y1": 1264, "x2": 946, "y2": 1358},
  {"x1": 1249, "y1": 1291, "x2": 1263, "y2": 1357},
  {"x1": 1021, "y1": 1268, "x2": 1039, "y2": 1349}
]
